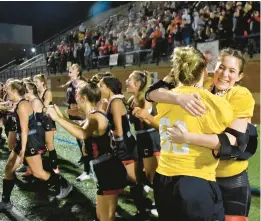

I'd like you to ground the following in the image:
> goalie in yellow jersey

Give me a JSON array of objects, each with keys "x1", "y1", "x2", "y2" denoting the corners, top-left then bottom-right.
[
  {"x1": 150, "y1": 48, "x2": 255, "y2": 221},
  {"x1": 133, "y1": 46, "x2": 233, "y2": 221}
]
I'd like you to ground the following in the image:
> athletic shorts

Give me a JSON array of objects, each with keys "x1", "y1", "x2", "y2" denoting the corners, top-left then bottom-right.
[
  {"x1": 4, "y1": 113, "x2": 16, "y2": 135},
  {"x1": 136, "y1": 130, "x2": 160, "y2": 158},
  {"x1": 92, "y1": 156, "x2": 127, "y2": 195},
  {"x1": 36, "y1": 113, "x2": 56, "y2": 131},
  {"x1": 153, "y1": 172, "x2": 225, "y2": 221},
  {"x1": 13, "y1": 131, "x2": 45, "y2": 157},
  {"x1": 217, "y1": 170, "x2": 251, "y2": 217},
  {"x1": 113, "y1": 136, "x2": 138, "y2": 164}
]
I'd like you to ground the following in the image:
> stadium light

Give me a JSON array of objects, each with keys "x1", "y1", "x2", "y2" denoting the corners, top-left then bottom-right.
[{"x1": 31, "y1": 48, "x2": 36, "y2": 53}]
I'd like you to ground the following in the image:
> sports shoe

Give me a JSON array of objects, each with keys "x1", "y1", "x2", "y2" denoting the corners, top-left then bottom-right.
[
  {"x1": 16, "y1": 165, "x2": 28, "y2": 173},
  {"x1": 0, "y1": 201, "x2": 30, "y2": 221},
  {"x1": 143, "y1": 185, "x2": 151, "y2": 194},
  {"x1": 0, "y1": 201, "x2": 12, "y2": 211},
  {"x1": 150, "y1": 209, "x2": 158, "y2": 217},
  {"x1": 56, "y1": 183, "x2": 73, "y2": 199},
  {"x1": 76, "y1": 172, "x2": 91, "y2": 181},
  {"x1": 53, "y1": 168, "x2": 60, "y2": 174}
]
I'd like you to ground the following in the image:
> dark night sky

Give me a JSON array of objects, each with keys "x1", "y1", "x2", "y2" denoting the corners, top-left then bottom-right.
[{"x1": 0, "y1": 1, "x2": 124, "y2": 45}]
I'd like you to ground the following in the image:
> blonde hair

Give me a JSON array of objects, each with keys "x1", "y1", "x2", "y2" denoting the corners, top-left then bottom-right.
[
  {"x1": 171, "y1": 46, "x2": 206, "y2": 85},
  {"x1": 8, "y1": 80, "x2": 26, "y2": 96},
  {"x1": 219, "y1": 48, "x2": 245, "y2": 74},
  {"x1": 163, "y1": 68, "x2": 179, "y2": 86},
  {"x1": 34, "y1": 73, "x2": 48, "y2": 87},
  {"x1": 132, "y1": 70, "x2": 151, "y2": 107}
]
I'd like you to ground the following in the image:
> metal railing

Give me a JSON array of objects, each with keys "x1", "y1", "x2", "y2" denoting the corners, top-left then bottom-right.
[{"x1": 0, "y1": 33, "x2": 259, "y2": 82}]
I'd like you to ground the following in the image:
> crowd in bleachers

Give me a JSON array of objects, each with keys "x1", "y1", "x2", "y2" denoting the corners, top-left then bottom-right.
[{"x1": 46, "y1": 1, "x2": 260, "y2": 74}]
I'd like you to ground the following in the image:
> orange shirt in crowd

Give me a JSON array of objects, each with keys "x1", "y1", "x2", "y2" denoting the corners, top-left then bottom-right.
[{"x1": 150, "y1": 30, "x2": 162, "y2": 47}]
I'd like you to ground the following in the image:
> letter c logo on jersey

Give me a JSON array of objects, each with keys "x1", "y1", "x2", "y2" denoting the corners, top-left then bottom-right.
[
  {"x1": 30, "y1": 148, "x2": 36, "y2": 155},
  {"x1": 144, "y1": 149, "x2": 149, "y2": 156}
]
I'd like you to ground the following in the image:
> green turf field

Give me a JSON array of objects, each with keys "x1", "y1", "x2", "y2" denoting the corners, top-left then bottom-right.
[{"x1": 0, "y1": 109, "x2": 260, "y2": 221}]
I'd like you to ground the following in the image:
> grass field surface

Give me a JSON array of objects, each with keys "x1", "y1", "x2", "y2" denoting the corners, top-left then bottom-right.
[{"x1": 0, "y1": 108, "x2": 259, "y2": 221}]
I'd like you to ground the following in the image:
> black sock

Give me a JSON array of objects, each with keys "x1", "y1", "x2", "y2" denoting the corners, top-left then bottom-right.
[
  {"x1": 130, "y1": 183, "x2": 147, "y2": 215},
  {"x1": 83, "y1": 156, "x2": 90, "y2": 174},
  {"x1": 2, "y1": 179, "x2": 15, "y2": 203},
  {"x1": 76, "y1": 139, "x2": 83, "y2": 156},
  {"x1": 46, "y1": 172, "x2": 68, "y2": 190},
  {"x1": 49, "y1": 149, "x2": 58, "y2": 169}
]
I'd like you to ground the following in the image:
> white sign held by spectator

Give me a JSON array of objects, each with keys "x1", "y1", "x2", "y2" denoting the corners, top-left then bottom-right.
[
  {"x1": 109, "y1": 54, "x2": 119, "y2": 66},
  {"x1": 197, "y1": 40, "x2": 219, "y2": 72},
  {"x1": 125, "y1": 54, "x2": 134, "y2": 66}
]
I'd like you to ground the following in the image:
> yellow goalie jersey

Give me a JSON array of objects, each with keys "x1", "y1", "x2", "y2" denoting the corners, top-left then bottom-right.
[
  {"x1": 155, "y1": 86, "x2": 233, "y2": 181},
  {"x1": 216, "y1": 85, "x2": 255, "y2": 178}
]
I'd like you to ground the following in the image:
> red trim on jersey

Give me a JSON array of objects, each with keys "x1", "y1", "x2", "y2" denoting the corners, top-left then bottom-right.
[
  {"x1": 122, "y1": 160, "x2": 134, "y2": 165},
  {"x1": 225, "y1": 216, "x2": 248, "y2": 221},
  {"x1": 102, "y1": 189, "x2": 124, "y2": 195},
  {"x1": 153, "y1": 152, "x2": 160, "y2": 156}
]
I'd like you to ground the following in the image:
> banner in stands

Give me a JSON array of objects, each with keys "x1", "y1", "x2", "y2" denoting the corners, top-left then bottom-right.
[
  {"x1": 197, "y1": 40, "x2": 219, "y2": 72},
  {"x1": 125, "y1": 54, "x2": 134, "y2": 66},
  {"x1": 109, "y1": 54, "x2": 118, "y2": 66}
]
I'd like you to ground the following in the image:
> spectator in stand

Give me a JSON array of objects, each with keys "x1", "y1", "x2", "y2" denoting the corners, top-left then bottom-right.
[
  {"x1": 133, "y1": 31, "x2": 142, "y2": 51},
  {"x1": 78, "y1": 43, "x2": 85, "y2": 69},
  {"x1": 125, "y1": 22, "x2": 136, "y2": 39},
  {"x1": 150, "y1": 26, "x2": 162, "y2": 63},
  {"x1": 128, "y1": 5, "x2": 136, "y2": 22},
  {"x1": 146, "y1": 23, "x2": 154, "y2": 38},
  {"x1": 150, "y1": 26, "x2": 162, "y2": 48},
  {"x1": 182, "y1": 9, "x2": 191, "y2": 24},
  {"x1": 79, "y1": 23, "x2": 85, "y2": 33},
  {"x1": 59, "y1": 41, "x2": 68, "y2": 72},
  {"x1": 98, "y1": 41, "x2": 108, "y2": 56},
  {"x1": 50, "y1": 42, "x2": 57, "y2": 52},
  {"x1": 159, "y1": 23, "x2": 166, "y2": 38},
  {"x1": 68, "y1": 31, "x2": 74, "y2": 45},
  {"x1": 111, "y1": 40, "x2": 118, "y2": 54},
  {"x1": 84, "y1": 43, "x2": 91, "y2": 69},
  {"x1": 73, "y1": 31, "x2": 79, "y2": 43},
  {"x1": 181, "y1": 18, "x2": 193, "y2": 45},
  {"x1": 250, "y1": 11, "x2": 260, "y2": 34},
  {"x1": 124, "y1": 38, "x2": 133, "y2": 52},
  {"x1": 78, "y1": 31, "x2": 85, "y2": 43},
  {"x1": 173, "y1": 22, "x2": 182, "y2": 47},
  {"x1": 73, "y1": 43, "x2": 78, "y2": 64},
  {"x1": 117, "y1": 32, "x2": 125, "y2": 53}
]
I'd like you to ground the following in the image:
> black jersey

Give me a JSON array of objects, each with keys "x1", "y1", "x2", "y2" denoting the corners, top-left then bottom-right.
[
  {"x1": 42, "y1": 89, "x2": 52, "y2": 105},
  {"x1": 66, "y1": 81, "x2": 77, "y2": 106},
  {"x1": 106, "y1": 97, "x2": 135, "y2": 140},
  {"x1": 106, "y1": 97, "x2": 138, "y2": 162},
  {"x1": 129, "y1": 98, "x2": 156, "y2": 132},
  {"x1": 89, "y1": 111, "x2": 113, "y2": 159},
  {"x1": 13, "y1": 99, "x2": 45, "y2": 157}
]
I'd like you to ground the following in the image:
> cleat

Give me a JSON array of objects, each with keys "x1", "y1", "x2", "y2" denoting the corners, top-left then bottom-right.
[
  {"x1": 0, "y1": 201, "x2": 12, "y2": 211},
  {"x1": 56, "y1": 183, "x2": 73, "y2": 199},
  {"x1": 53, "y1": 168, "x2": 60, "y2": 174},
  {"x1": 76, "y1": 172, "x2": 91, "y2": 181}
]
